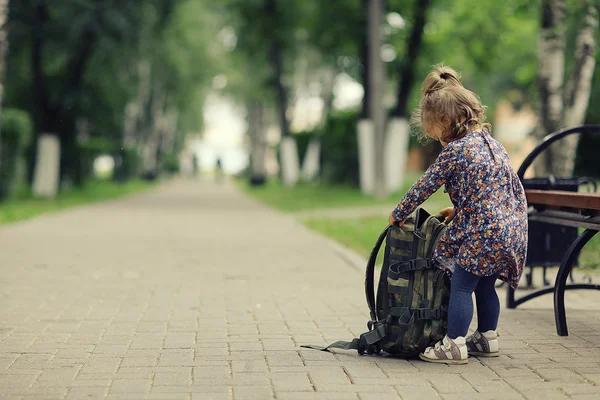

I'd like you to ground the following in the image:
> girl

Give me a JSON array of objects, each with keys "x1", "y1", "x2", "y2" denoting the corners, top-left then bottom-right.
[{"x1": 388, "y1": 65, "x2": 528, "y2": 365}]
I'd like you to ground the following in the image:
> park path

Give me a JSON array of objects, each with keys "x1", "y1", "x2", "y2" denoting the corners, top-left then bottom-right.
[{"x1": 1, "y1": 177, "x2": 600, "y2": 400}]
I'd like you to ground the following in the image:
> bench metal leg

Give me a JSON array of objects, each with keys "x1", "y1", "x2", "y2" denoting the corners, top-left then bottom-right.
[
  {"x1": 507, "y1": 285, "x2": 516, "y2": 309},
  {"x1": 554, "y1": 229, "x2": 598, "y2": 336}
]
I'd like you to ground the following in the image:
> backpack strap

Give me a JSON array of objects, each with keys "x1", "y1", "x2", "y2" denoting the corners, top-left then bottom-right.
[
  {"x1": 365, "y1": 226, "x2": 391, "y2": 322},
  {"x1": 302, "y1": 226, "x2": 391, "y2": 356},
  {"x1": 300, "y1": 323, "x2": 387, "y2": 355}
]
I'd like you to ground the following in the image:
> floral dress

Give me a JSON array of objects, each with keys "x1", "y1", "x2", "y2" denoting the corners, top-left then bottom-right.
[{"x1": 391, "y1": 130, "x2": 528, "y2": 289}]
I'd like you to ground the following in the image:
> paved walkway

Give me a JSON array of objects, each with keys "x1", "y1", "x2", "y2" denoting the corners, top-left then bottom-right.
[{"x1": 1, "y1": 178, "x2": 600, "y2": 400}]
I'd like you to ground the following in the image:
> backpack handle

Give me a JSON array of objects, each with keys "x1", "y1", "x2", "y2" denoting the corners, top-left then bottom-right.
[{"x1": 365, "y1": 225, "x2": 391, "y2": 322}]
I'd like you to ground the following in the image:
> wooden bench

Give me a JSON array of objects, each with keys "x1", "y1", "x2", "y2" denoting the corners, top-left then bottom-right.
[{"x1": 507, "y1": 125, "x2": 600, "y2": 336}]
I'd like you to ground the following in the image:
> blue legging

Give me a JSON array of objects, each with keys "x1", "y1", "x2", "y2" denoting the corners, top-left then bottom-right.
[{"x1": 447, "y1": 266, "x2": 500, "y2": 339}]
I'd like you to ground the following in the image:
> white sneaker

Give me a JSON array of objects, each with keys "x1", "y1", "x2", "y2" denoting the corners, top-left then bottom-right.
[
  {"x1": 466, "y1": 330, "x2": 499, "y2": 357},
  {"x1": 419, "y1": 335, "x2": 468, "y2": 365}
]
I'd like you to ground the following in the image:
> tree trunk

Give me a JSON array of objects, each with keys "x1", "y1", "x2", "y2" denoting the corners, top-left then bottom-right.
[
  {"x1": 265, "y1": 0, "x2": 297, "y2": 187},
  {"x1": 124, "y1": 60, "x2": 152, "y2": 149},
  {"x1": 360, "y1": 0, "x2": 370, "y2": 119},
  {"x1": 142, "y1": 82, "x2": 167, "y2": 173},
  {"x1": 247, "y1": 100, "x2": 267, "y2": 186},
  {"x1": 385, "y1": 0, "x2": 430, "y2": 194},
  {"x1": 551, "y1": 0, "x2": 598, "y2": 176},
  {"x1": 163, "y1": 108, "x2": 179, "y2": 155},
  {"x1": 391, "y1": 0, "x2": 431, "y2": 118},
  {"x1": 535, "y1": 0, "x2": 598, "y2": 178},
  {"x1": 320, "y1": 67, "x2": 337, "y2": 124},
  {"x1": 28, "y1": 0, "x2": 102, "y2": 191},
  {"x1": 29, "y1": 1, "x2": 60, "y2": 196},
  {"x1": 534, "y1": 0, "x2": 566, "y2": 177},
  {"x1": 265, "y1": 0, "x2": 288, "y2": 136},
  {"x1": 0, "y1": 0, "x2": 9, "y2": 127},
  {"x1": 369, "y1": 0, "x2": 387, "y2": 199},
  {"x1": 300, "y1": 65, "x2": 337, "y2": 183}
]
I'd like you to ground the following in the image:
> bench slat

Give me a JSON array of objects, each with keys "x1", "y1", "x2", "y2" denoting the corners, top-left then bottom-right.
[
  {"x1": 528, "y1": 209, "x2": 600, "y2": 230},
  {"x1": 525, "y1": 189, "x2": 600, "y2": 211}
]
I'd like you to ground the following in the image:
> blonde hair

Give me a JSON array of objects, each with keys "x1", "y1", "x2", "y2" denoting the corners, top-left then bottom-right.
[{"x1": 410, "y1": 65, "x2": 491, "y2": 144}]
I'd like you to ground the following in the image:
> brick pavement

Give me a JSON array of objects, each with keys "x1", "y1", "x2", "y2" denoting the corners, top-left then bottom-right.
[{"x1": 0, "y1": 178, "x2": 600, "y2": 400}]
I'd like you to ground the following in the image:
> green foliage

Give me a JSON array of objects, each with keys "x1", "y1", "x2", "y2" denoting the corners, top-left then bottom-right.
[
  {"x1": 238, "y1": 170, "x2": 449, "y2": 213},
  {"x1": 237, "y1": 177, "x2": 403, "y2": 212},
  {"x1": 320, "y1": 111, "x2": 360, "y2": 186},
  {"x1": 162, "y1": 153, "x2": 180, "y2": 174},
  {"x1": 113, "y1": 147, "x2": 141, "y2": 182},
  {"x1": 6, "y1": 0, "x2": 221, "y2": 188},
  {"x1": 401, "y1": 0, "x2": 539, "y2": 118},
  {"x1": 293, "y1": 131, "x2": 314, "y2": 163},
  {"x1": 0, "y1": 109, "x2": 32, "y2": 149},
  {"x1": 304, "y1": 210, "x2": 600, "y2": 270},
  {"x1": 0, "y1": 109, "x2": 34, "y2": 200},
  {"x1": 301, "y1": 0, "x2": 363, "y2": 80}
]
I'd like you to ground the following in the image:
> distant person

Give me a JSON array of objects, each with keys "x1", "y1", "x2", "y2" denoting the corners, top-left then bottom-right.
[
  {"x1": 388, "y1": 65, "x2": 528, "y2": 365},
  {"x1": 192, "y1": 154, "x2": 199, "y2": 176},
  {"x1": 215, "y1": 157, "x2": 224, "y2": 183}
]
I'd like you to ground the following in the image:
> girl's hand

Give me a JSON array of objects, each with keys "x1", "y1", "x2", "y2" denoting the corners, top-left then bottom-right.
[
  {"x1": 389, "y1": 212, "x2": 404, "y2": 227},
  {"x1": 439, "y1": 207, "x2": 455, "y2": 224}
]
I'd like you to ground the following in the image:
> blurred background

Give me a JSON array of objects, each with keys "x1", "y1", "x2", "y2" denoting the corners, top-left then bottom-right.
[{"x1": 0, "y1": 0, "x2": 599, "y2": 205}]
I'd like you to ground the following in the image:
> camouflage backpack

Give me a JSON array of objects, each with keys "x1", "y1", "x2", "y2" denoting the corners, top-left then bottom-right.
[{"x1": 302, "y1": 207, "x2": 451, "y2": 358}]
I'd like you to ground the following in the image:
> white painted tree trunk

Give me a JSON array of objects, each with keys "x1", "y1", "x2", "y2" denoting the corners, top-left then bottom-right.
[
  {"x1": 251, "y1": 143, "x2": 267, "y2": 179},
  {"x1": 32, "y1": 134, "x2": 60, "y2": 198},
  {"x1": 300, "y1": 67, "x2": 336, "y2": 183},
  {"x1": 552, "y1": 0, "x2": 598, "y2": 176},
  {"x1": 357, "y1": 119, "x2": 375, "y2": 195},
  {"x1": 300, "y1": 138, "x2": 320, "y2": 183},
  {"x1": 124, "y1": 60, "x2": 151, "y2": 149},
  {"x1": 280, "y1": 136, "x2": 299, "y2": 187},
  {"x1": 368, "y1": 0, "x2": 387, "y2": 198},
  {"x1": 163, "y1": 108, "x2": 179, "y2": 155},
  {"x1": 251, "y1": 141, "x2": 267, "y2": 180},
  {"x1": 385, "y1": 117, "x2": 410, "y2": 193},
  {"x1": 0, "y1": 0, "x2": 9, "y2": 169},
  {"x1": 0, "y1": 0, "x2": 8, "y2": 116},
  {"x1": 247, "y1": 102, "x2": 267, "y2": 181},
  {"x1": 534, "y1": 0, "x2": 566, "y2": 177}
]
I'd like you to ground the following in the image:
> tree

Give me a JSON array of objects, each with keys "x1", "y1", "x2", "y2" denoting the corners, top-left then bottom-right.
[
  {"x1": 390, "y1": 0, "x2": 432, "y2": 120},
  {"x1": 6, "y1": 0, "x2": 218, "y2": 192},
  {"x1": 8, "y1": 0, "x2": 146, "y2": 193},
  {"x1": 296, "y1": 0, "x2": 362, "y2": 183},
  {"x1": 0, "y1": 0, "x2": 9, "y2": 186},
  {"x1": 382, "y1": 0, "x2": 433, "y2": 194},
  {"x1": 535, "y1": 0, "x2": 598, "y2": 177},
  {"x1": 0, "y1": 0, "x2": 8, "y2": 122},
  {"x1": 369, "y1": 0, "x2": 387, "y2": 199},
  {"x1": 265, "y1": 0, "x2": 299, "y2": 187},
  {"x1": 225, "y1": 0, "x2": 302, "y2": 187}
]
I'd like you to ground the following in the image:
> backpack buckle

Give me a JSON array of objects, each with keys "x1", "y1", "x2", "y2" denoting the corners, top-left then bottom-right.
[
  {"x1": 367, "y1": 320, "x2": 375, "y2": 331},
  {"x1": 414, "y1": 230, "x2": 426, "y2": 241}
]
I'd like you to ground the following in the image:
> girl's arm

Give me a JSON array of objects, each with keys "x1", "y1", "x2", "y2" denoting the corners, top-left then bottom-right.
[{"x1": 391, "y1": 145, "x2": 459, "y2": 223}]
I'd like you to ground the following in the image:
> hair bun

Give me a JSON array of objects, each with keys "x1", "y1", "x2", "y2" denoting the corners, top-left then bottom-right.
[
  {"x1": 421, "y1": 65, "x2": 463, "y2": 96},
  {"x1": 437, "y1": 66, "x2": 460, "y2": 82}
]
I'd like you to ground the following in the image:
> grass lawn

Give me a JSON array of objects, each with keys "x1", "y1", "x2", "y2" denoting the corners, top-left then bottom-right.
[
  {"x1": 304, "y1": 213, "x2": 600, "y2": 271},
  {"x1": 237, "y1": 172, "x2": 443, "y2": 212},
  {"x1": 0, "y1": 179, "x2": 155, "y2": 225},
  {"x1": 303, "y1": 189, "x2": 452, "y2": 257},
  {"x1": 240, "y1": 174, "x2": 600, "y2": 272}
]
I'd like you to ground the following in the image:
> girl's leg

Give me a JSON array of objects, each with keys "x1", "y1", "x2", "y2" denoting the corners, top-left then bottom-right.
[
  {"x1": 447, "y1": 267, "x2": 480, "y2": 339},
  {"x1": 474, "y1": 273, "x2": 500, "y2": 332}
]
